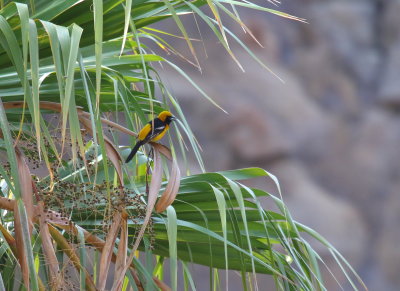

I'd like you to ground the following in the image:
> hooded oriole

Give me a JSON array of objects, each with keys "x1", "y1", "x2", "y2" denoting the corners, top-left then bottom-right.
[{"x1": 125, "y1": 111, "x2": 176, "y2": 163}]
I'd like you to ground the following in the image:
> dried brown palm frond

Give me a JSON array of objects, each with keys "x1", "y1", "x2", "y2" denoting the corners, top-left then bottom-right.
[
  {"x1": 1, "y1": 101, "x2": 177, "y2": 290},
  {"x1": 37, "y1": 201, "x2": 61, "y2": 290},
  {"x1": 154, "y1": 144, "x2": 181, "y2": 213}
]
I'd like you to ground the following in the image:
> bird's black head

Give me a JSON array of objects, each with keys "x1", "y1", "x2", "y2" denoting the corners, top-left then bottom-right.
[{"x1": 165, "y1": 115, "x2": 176, "y2": 125}]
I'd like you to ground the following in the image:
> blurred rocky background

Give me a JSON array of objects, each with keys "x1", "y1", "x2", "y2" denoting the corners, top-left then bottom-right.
[{"x1": 152, "y1": 0, "x2": 400, "y2": 290}]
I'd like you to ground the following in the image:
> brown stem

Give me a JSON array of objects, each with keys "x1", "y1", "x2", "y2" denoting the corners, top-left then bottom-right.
[{"x1": 0, "y1": 196, "x2": 14, "y2": 211}]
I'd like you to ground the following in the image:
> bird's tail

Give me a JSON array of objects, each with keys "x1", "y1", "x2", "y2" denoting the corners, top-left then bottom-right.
[{"x1": 125, "y1": 141, "x2": 143, "y2": 163}]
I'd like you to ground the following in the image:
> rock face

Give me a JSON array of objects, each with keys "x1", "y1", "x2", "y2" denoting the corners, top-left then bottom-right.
[
  {"x1": 378, "y1": 41, "x2": 400, "y2": 108},
  {"x1": 271, "y1": 161, "x2": 367, "y2": 259},
  {"x1": 377, "y1": 183, "x2": 400, "y2": 286},
  {"x1": 155, "y1": 0, "x2": 400, "y2": 289}
]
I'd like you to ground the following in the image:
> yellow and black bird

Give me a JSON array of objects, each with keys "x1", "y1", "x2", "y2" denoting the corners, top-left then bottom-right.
[{"x1": 125, "y1": 111, "x2": 176, "y2": 163}]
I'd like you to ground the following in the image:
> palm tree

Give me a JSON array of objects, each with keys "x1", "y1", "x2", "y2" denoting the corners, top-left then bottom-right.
[{"x1": 0, "y1": 1, "x2": 365, "y2": 290}]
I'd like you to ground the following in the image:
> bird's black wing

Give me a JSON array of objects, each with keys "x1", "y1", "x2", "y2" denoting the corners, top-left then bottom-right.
[
  {"x1": 142, "y1": 118, "x2": 166, "y2": 143},
  {"x1": 126, "y1": 118, "x2": 166, "y2": 163}
]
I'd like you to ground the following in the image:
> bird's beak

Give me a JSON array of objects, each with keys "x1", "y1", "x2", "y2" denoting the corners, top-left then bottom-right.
[{"x1": 171, "y1": 116, "x2": 177, "y2": 121}]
